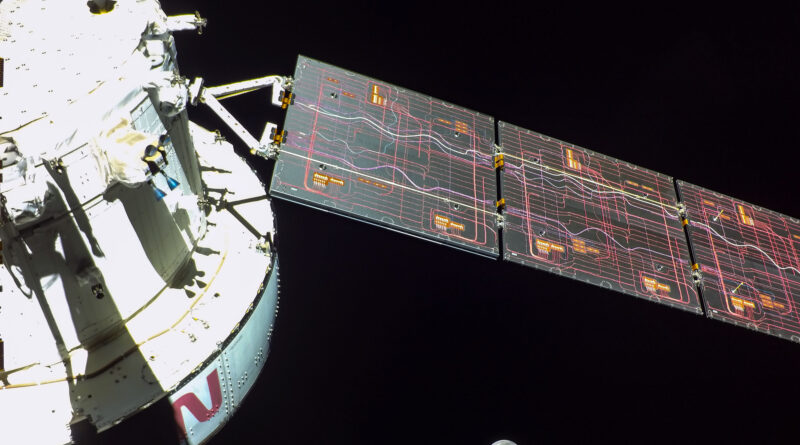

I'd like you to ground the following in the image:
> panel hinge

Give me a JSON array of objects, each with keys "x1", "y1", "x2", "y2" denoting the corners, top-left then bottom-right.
[
  {"x1": 494, "y1": 153, "x2": 505, "y2": 170},
  {"x1": 691, "y1": 263, "x2": 703, "y2": 287},
  {"x1": 677, "y1": 202, "x2": 687, "y2": 218},
  {"x1": 279, "y1": 91, "x2": 295, "y2": 110},
  {"x1": 496, "y1": 214, "x2": 505, "y2": 228},
  {"x1": 271, "y1": 128, "x2": 286, "y2": 146}
]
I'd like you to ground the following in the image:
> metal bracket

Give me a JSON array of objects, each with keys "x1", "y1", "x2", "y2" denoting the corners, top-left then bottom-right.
[
  {"x1": 255, "y1": 232, "x2": 273, "y2": 256},
  {"x1": 165, "y1": 11, "x2": 207, "y2": 34},
  {"x1": 193, "y1": 75, "x2": 292, "y2": 160},
  {"x1": 213, "y1": 130, "x2": 226, "y2": 144},
  {"x1": 677, "y1": 202, "x2": 687, "y2": 218},
  {"x1": 47, "y1": 158, "x2": 65, "y2": 174},
  {"x1": 692, "y1": 269, "x2": 704, "y2": 288},
  {"x1": 193, "y1": 11, "x2": 207, "y2": 34},
  {"x1": 187, "y1": 77, "x2": 204, "y2": 106},
  {"x1": 255, "y1": 122, "x2": 281, "y2": 159},
  {"x1": 202, "y1": 75, "x2": 290, "y2": 105}
]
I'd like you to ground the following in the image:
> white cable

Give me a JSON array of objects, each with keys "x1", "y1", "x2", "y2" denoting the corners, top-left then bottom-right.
[
  {"x1": 299, "y1": 103, "x2": 490, "y2": 160},
  {"x1": 695, "y1": 221, "x2": 800, "y2": 274}
]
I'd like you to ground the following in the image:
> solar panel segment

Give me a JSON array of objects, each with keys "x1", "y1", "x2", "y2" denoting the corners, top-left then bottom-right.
[
  {"x1": 270, "y1": 56, "x2": 499, "y2": 257},
  {"x1": 677, "y1": 181, "x2": 800, "y2": 342},
  {"x1": 267, "y1": 56, "x2": 800, "y2": 347},
  {"x1": 498, "y1": 122, "x2": 702, "y2": 313}
]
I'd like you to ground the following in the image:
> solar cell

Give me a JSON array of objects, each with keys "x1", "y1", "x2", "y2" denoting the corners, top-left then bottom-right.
[
  {"x1": 677, "y1": 181, "x2": 800, "y2": 341},
  {"x1": 499, "y1": 122, "x2": 702, "y2": 313},
  {"x1": 270, "y1": 56, "x2": 499, "y2": 257}
]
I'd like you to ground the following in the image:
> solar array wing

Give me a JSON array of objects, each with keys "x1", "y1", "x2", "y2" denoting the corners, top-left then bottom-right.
[
  {"x1": 677, "y1": 181, "x2": 800, "y2": 342},
  {"x1": 270, "y1": 56, "x2": 499, "y2": 257},
  {"x1": 498, "y1": 122, "x2": 702, "y2": 313},
  {"x1": 268, "y1": 56, "x2": 800, "y2": 346}
]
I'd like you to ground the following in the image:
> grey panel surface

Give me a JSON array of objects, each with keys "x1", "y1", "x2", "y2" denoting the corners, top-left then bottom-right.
[
  {"x1": 678, "y1": 180, "x2": 800, "y2": 342},
  {"x1": 499, "y1": 121, "x2": 702, "y2": 313},
  {"x1": 270, "y1": 56, "x2": 499, "y2": 257}
]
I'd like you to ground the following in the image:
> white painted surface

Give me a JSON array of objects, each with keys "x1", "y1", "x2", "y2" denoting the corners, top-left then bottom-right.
[{"x1": 0, "y1": 1, "x2": 279, "y2": 443}]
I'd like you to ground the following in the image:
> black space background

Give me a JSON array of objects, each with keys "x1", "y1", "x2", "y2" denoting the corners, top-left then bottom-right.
[{"x1": 100, "y1": 3, "x2": 800, "y2": 445}]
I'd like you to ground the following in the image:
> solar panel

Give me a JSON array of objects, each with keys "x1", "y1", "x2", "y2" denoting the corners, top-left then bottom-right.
[
  {"x1": 270, "y1": 56, "x2": 499, "y2": 257},
  {"x1": 677, "y1": 181, "x2": 800, "y2": 341},
  {"x1": 498, "y1": 122, "x2": 702, "y2": 313}
]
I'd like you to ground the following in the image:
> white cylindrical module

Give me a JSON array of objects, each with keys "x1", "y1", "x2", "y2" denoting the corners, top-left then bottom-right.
[{"x1": 0, "y1": 1, "x2": 279, "y2": 443}]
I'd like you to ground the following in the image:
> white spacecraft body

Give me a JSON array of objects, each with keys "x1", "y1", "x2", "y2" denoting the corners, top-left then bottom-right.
[{"x1": 0, "y1": 1, "x2": 280, "y2": 443}]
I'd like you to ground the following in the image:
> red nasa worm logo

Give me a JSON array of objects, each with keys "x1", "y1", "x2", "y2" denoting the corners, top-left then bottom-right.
[{"x1": 172, "y1": 369, "x2": 223, "y2": 436}]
